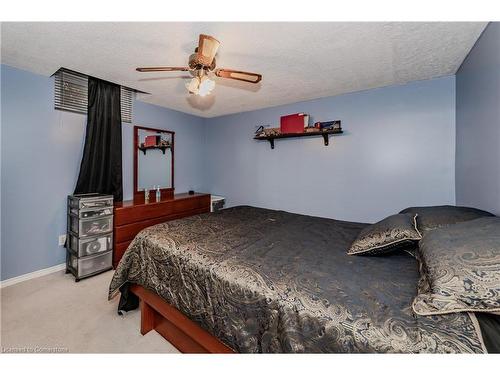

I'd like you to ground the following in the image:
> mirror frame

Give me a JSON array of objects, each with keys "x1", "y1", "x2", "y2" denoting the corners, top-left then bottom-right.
[{"x1": 133, "y1": 125, "x2": 175, "y2": 201}]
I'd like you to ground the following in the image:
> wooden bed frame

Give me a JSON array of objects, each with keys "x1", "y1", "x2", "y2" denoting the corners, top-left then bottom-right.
[{"x1": 130, "y1": 285, "x2": 234, "y2": 353}]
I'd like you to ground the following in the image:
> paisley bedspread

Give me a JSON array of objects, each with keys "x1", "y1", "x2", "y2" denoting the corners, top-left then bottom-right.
[{"x1": 108, "y1": 206, "x2": 484, "y2": 353}]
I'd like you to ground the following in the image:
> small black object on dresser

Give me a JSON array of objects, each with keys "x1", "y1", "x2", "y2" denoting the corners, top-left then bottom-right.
[{"x1": 66, "y1": 194, "x2": 114, "y2": 282}]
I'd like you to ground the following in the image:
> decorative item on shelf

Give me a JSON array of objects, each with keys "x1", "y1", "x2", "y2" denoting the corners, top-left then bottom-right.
[
  {"x1": 255, "y1": 125, "x2": 280, "y2": 138},
  {"x1": 255, "y1": 125, "x2": 266, "y2": 137},
  {"x1": 144, "y1": 135, "x2": 159, "y2": 147},
  {"x1": 280, "y1": 113, "x2": 309, "y2": 134},
  {"x1": 318, "y1": 120, "x2": 342, "y2": 132},
  {"x1": 255, "y1": 125, "x2": 281, "y2": 138},
  {"x1": 264, "y1": 127, "x2": 281, "y2": 136},
  {"x1": 158, "y1": 139, "x2": 171, "y2": 147}
]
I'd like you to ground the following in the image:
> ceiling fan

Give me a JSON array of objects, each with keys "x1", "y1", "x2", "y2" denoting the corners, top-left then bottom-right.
[{"x1": 136, "y1": 34, "x2": 262, "y2": 97}]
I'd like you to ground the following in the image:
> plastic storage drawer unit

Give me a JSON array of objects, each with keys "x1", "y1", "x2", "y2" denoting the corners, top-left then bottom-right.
[{"x1": 66, "y1": 194, "x2": 113, "y2": 281}]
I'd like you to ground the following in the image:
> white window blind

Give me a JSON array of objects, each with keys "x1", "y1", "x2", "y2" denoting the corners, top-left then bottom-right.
[
  {"x1": 120, "y1": 86, "x2": 134, "y2": 123},
  {"x1": 54, "y1": 69, "x2": 87, "y2": 114},
  {"x1": 54, "y1": 68, "x2": 134, "y2": 123}
]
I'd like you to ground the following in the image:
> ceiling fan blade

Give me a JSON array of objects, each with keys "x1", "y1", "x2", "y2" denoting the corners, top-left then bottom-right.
[
  {"x1": 136, "y1": 67, "x2": 189, "y2": 72},
  {"x1": 197, "y1": 34, "x2": 220, "y2": 66},
  {"x1": 215, "y1": 69, "x2": 262, "y2": 83}
]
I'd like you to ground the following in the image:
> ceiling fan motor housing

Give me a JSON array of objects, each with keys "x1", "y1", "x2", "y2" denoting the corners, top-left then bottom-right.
[{"x1": 189, "y1": 53, "x2": 216, "y2": 71}]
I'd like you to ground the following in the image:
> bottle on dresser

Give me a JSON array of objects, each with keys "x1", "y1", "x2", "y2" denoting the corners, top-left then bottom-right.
[{"x1": 156, "y1": 185, "x2": 161, "y2": 202}]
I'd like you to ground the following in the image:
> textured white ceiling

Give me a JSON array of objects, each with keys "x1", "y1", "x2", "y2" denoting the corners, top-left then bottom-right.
[{"x1": 1, "y1": 22, "x2": 486, "y2": 118}]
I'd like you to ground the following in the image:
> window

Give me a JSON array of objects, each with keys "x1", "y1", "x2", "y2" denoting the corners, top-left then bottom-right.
[
  {"x1": 120, "y1": 86, "x2": 133, "y2": 123},
  {"x1": 54, "y1": 68, "x2": 134, "y2": 123},
  {"x1": 54, "y1": 69, "x2": 87, "y2": 114}
]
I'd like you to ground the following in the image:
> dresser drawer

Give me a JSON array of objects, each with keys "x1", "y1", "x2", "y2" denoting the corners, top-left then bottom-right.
[
  {"x1": 112, "y1": 193, "x2": 211, "y2": 267},
  {"x1": 114, "y1": 207, "x2": 208, "y2": 244},
  {"x1": 115, "y1": 195, "x2": 210, "y2": 226}
]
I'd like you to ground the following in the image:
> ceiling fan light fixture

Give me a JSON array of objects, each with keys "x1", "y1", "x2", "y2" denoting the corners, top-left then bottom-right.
[
  {"x1": 185, "y1": 75, "x2": 215, "y2": 96},
  {"x1": 186, "y1": 77, "x2": 200, "y2": 94},
  {"x1": 198, "y1": 76, "x2": 215, "y2": 96}
]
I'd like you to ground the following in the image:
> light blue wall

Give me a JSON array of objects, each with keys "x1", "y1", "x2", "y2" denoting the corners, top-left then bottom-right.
[
  {"x1": 0, "y1": 65, "x2": 458, "y2": 280},
  {"x1": 1, "y1": 65, "x2": 86, "y2": 281},
  {"x1": 456, "y1": 22, "x2": 500, "y2": 215},
  {"x1": 0, "y1": 64, "x2": 205, "y2": 280},
  {"x1": 203, "y1": 76, "x2": 457, "y2": 223},
  {"x1": 123, "y1": 99, "x2": 205, "y2": 200}
]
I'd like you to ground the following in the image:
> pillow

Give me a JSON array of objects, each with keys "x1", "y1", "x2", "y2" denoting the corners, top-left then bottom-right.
[
  {"x1": 412, "y1": 217, "x2": 500, "y2": 316},
  {"x1": 348, "y1": 213, "x2": 422, "y2": 255},
  {"x1": 399, "y1": 205, "x2": 494, "y2": 233}
]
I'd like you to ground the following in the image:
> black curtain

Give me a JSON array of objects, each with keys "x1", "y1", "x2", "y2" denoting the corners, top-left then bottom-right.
[{"x1": 74, "y1": 77, "x2": 123, "y2": 201}]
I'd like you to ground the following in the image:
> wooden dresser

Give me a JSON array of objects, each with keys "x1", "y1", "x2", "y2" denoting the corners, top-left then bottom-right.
[{"x1": 113, "y1": 192, "x2": 211, "y2": 268}]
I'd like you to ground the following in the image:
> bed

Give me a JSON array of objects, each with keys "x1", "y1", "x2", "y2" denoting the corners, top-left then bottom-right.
[{"x1": 109, "y1": 205, "x2": 497, "y2": 353}]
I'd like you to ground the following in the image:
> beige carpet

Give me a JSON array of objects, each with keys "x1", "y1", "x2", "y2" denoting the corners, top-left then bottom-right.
[{"x1": 0, "y1": 270, "x2": 179, "y2": 353}]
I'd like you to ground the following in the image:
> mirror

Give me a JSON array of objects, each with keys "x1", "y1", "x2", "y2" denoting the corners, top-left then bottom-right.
[{"x1": 134, "y1": 125, "x2": 174, "y2": 200}]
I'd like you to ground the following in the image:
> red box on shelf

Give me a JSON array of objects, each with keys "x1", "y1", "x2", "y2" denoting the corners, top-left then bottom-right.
[
  {"x1": 280, "y1": 113, "x2": 308, "y2": 134},
  {"x1": 144, "y1": 135, "x2": 158, "y2": 147}
]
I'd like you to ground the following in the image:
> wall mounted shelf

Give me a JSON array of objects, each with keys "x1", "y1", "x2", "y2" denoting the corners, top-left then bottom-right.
[
  {"x1": 254, "y1": 129, "x2": 343, "y2": 149},
  {"x1": 138, "y1": 145, "x2": 171, "y2": 155}
]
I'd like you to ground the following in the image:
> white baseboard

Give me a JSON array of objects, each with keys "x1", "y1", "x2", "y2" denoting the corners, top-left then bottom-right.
[{"x1": 0, "y1": 263, "x2": 66, "y2": 288}]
